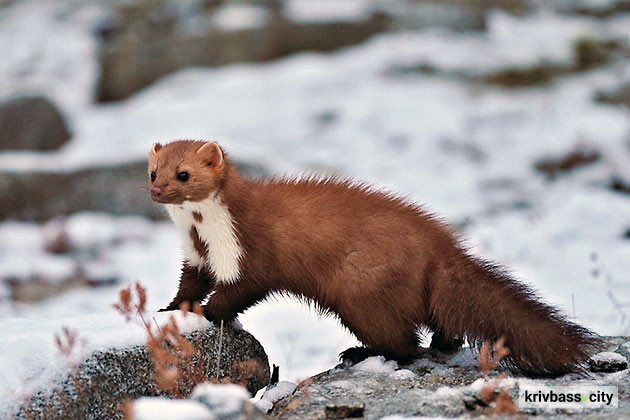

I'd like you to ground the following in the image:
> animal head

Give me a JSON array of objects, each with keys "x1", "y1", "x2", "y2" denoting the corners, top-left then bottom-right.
[{"x1": 148, "y1": 140, "x2": 226, "y2": 204}]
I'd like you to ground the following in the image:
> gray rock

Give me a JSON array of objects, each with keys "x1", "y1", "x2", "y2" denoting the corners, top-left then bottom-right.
[
  {"x1": 6, "y1": 274, "x2": 97, "y2": 303},
  {"x1": 95, "y1": 0, "x2": 389, "y2": 102},
  {"x1": 596, "y1": 83, "x2": 630, "y2": 107},
  {"x1": 325, "y1": 401, "x2": 365, "y2": 419},
  {"x1": 549, "y1": 0, "x2": 630, "y2": 18},
  {"x1": 273, "y1": 337, "x2": 630, "y2": 419},
  {"x1": 94, "y1": 0, "x2": 532, "y2": 102},
  {"x1": 0, "y1": 96, "x2": 71, "y2": 152},
  {"x1": 0, "y1": 159, "x2": 267, "y2": 221},
  {"x1": 17, "y1": 324, "x2": 270, "y2": 420},
  {"x1": 589, "y1": 351, "x2": 628, "y2": 373}
]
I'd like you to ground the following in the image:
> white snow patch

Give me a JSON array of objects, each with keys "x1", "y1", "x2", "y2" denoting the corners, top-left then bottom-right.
[
  {"x1": 590, "y1": 351, "x2": 627, "y2": 364},
  {"x1": 432, "y1": 386, "x2": 462, "y2": 399},
  {"x1": 468, "y1": 378, "x2": 488, "y2": 393},
  {"x1": 0, "y1": 253, "x2": 76, "y2": 284},
  {"x1": 254, "y1": 381, "x2": 296, "y2": 412},
  {"x1": 352, "y1": 356, "x2": 398, "y2": 373},
  {"x1": 192, "y1": 382, "x2": 249, "y2": 418},
  {"x1": 468, "y1": 377, "x2": 517, "y2": 394},
  {"x1": 212, "y1": 4, "x2": 270, "y2": 32},
  {"x1": 0, "y1": 311, "x2": 209, "y2": 416},
  {"x1": 284, "y1": 0, "x2": 373, "y2": 23},
  {"x1": 134, "y1": 397, "x2": 215, "y2": 420},
  {"x1": 606, "y1": 369, "x2": 629, "y2": 381},
  {"x1": 254, "y1": 398, "x2": 273, "y2": 413},
  {"x1": 391, "y1": 368, "x2": 417, "y2": 380}
]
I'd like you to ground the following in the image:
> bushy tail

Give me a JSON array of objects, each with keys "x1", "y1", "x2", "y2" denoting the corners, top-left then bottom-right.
[{"x1": 429, "y1": 255, "x2": 601, "y2": 376}]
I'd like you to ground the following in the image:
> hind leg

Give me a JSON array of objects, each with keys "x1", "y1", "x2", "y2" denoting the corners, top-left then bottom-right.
[
  {"x1": 426, "y1": 318, "x2": 463, "y2": 352},
  {"x1": 339, "y1": 310, "x2": 419, "y2": 365},
  {"x1": 430, "y1": 329, "x2": 464, "y2": 352}
]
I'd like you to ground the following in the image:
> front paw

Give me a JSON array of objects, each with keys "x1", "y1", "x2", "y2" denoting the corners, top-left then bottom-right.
[
  {"x1": 339, "y1": 347, "x2": 382, "y2": 365},
  {"x1": 158, "y1": 301, "x2": 182, "y2": 312}
]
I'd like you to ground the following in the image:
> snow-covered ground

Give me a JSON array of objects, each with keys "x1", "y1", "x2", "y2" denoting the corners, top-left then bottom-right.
[{"x1": 0, "y1": 0, "x2": 629, "y2": 413}]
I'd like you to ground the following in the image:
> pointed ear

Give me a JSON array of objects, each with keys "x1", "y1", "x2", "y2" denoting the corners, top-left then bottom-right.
[
  {"x1": 151, "y1": 143, "x2": 162, "y2": 155},
  {"x1": 197, "y1": 142, "x2": 224, "y2": 168}
]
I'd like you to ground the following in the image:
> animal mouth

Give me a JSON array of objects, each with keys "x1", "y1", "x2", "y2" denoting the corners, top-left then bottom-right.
[{"x1": 150, "y1": 188, "x2": 180, "y2": 204}]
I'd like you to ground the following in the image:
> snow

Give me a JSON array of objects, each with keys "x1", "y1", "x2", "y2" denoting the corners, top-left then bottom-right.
[
  {"x1": 391, "y1": 369, "x2": 417, "y2": 380},
  {"x1": 0, "y1": 0, "x2": 100, "y2": 114},
  {"x1": 254, "y1": 398, "x2": 273, "y2": 414},
  {"x1": 0, "y1": 213, "x2": 156, "y2": 287},
  {"x1": 284, "y1": 0, "x2": 373, "y2": 23},
  {"x1": 352, "y1": 356, "x2": 398, "y2": 373},
  {"x1": 191, "y1": 382, "x2": 249, "y2": 418},
  {"x1": 468, "y1": 377, "x2": 517, "y2": 393},
  {"x1": 432, "y1": 386, "x2": 462, "y2": 399},
  {"x1": 261, "y1": 381, "x2": 296, "y2": 403},
  {"x1": 211, "y1": 4, "x2": 270, "y2": 33},
  {"x1": 606, "y1": 369, "x2": 629, "y2": 381},
  {"x1": 134, "y1": 397, "x2": 215, "y2": 420},
  {"x1": 0, "y1": 252, "x2": 76, "y2": 284},
  {"x1": 0, "y1": 310, "x2": 209, "y2": 415},
  {"x1": 0, "y1": 0, "x2": 629, "y2": 412},
  {"x1": 254, "y1": 381, "x2": 296, "y2": 412},
  {"x1": 590, "y1": 351, "x2": 628, "y2": 364}
]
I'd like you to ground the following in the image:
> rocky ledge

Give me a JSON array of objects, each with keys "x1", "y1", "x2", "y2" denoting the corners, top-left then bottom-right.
[
  {"x1": 15, "y1": 323, "x2": 269, "y2": 420},
  {"x1": 272, "y1": 337, "x2": 630, "y2": 419}
]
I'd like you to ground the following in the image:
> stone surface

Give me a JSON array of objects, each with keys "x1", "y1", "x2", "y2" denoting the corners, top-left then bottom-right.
[
  {"x1": 0, "y1": 96, "x2": 71, "y2": 151},
  {"x1": 272, "y1": 337, "x2": 630, "y2": 419},
  {"x1": 95, "y1": 0, "x2": 389, "y2": 102},
  {"x1": 589, "y1": 351, "x2": 629, "y2": 373},
  {"x1": 390, "y1": 36, "x2": 629, "y2": 88},
  {"x1": 596, "y1": 83, "x2": 630, "y2": 107},
  {"x1": 94, "y1": 0, "x2": 532, "y2": 102},
  {"x1": 0, "y1": 160, "x2": 267, "y2": 221},
  {"x1": 551, "y1": 0, "x2": 630, "y2": 17},
  {"x1": 17, "y1": 324, "x2": 270, "y2": 420}
]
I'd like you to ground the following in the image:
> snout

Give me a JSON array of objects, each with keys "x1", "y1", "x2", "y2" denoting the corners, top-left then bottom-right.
[{"x1": 150, "y1": 187, "x2": 163, "y2": 201}]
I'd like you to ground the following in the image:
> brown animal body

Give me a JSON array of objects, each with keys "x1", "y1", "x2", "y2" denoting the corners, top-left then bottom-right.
[{"x1": 149, "y1": 140, "x2": 600, "y2": 376}]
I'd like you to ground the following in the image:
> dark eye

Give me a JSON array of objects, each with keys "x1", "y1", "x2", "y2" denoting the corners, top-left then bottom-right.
[
  {"x1": 150, "y1": 171, "x2": 156, "y2": 182},
  {"x1": 177, "y1": 171, "x2": 189, "y2": 182}
]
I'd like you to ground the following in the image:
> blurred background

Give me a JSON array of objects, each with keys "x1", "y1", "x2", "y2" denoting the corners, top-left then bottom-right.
[{"x1": 0, "y1": 0, "x2": 628, "y2": 382}]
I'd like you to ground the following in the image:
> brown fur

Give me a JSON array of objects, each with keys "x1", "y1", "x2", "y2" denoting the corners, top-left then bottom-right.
[
  {"x1": 189, "y1": 226, "x2": 208, "y2": 261},
  {"x1": 192, "y1": 212, "x2": 203, "y2": 223},
  {"x1": 150, "y1": 140, "x2": 601, "y2": 376}
]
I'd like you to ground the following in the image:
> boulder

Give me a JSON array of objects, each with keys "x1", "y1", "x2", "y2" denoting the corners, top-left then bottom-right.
[
  {"x1": 272, "y1": 336, "x2": 630, "y2": 419},
  {"x1": 0, "y1": 96, "x2": 71, "y2": 152},
  {"x1": 94, "y1": 0, "x2": 532, "y2": 102},
  {"x1": 596, "y1": 83, "x2": 630, "y2": 107},
  {"x1": 17, "y1": 324, "x2": 270, "y2": 420}
]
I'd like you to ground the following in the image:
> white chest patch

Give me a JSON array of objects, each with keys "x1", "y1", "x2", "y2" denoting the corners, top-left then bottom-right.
[{"x1": 165, "y1": 194, "x2": 243, "y2": 284}]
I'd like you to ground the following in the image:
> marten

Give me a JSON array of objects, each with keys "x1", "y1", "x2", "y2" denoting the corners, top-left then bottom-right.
[{"x1": 149, "y1": 140, "x2": 600, "y2": 376}]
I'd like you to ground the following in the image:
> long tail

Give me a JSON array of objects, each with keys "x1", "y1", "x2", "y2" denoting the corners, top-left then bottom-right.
[{"x1": 429, "y1": 254, "x2": 601, "y2": 376}]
